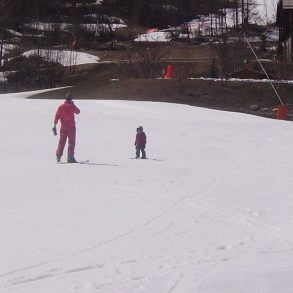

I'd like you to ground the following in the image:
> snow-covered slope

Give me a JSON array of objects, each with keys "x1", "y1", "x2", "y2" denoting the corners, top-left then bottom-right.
[
  {"x1": 1, "y1": 91, "x2": 293, "y2": 293},
  {"x1": 23, "y1": 50, "x2": 100, "y2": 66}
]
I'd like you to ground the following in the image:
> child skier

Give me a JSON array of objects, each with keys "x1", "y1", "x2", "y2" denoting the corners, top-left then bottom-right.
[{"x1": 135, "y1": 126, "x2": 147, "y2": 159}]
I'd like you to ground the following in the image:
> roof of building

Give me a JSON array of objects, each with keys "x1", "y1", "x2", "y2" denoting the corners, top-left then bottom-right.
[
  {"x1": 279, "y1": 0, "x2": 293, "y2": 9},
  {"x1": 230, "y1": 68, "x2": 268, "y2": 80}
]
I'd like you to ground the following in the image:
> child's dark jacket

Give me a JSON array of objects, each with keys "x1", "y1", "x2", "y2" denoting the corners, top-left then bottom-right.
[{"x1": 135, "y1": 132, "x2": 147, "y2": 146}]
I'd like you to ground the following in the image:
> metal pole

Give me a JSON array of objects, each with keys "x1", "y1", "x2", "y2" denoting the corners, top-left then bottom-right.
[
  {"x1": 138, "y1": 0, "x2": 141, "y2": 24},
  {"x1": 245, "y1": 36, "x2": 284, "y2": 105},
  {"x1": 242, "y1": 0, "x2": 245, "y2": 29}
]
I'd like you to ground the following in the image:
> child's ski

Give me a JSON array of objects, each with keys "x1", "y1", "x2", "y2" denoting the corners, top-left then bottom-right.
[{"x1": 130, "y1": 158, "x2": 164, "y2": 161}]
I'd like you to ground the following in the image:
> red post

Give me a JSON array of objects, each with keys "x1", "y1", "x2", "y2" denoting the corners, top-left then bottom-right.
[
  {"x1": 276, "y1": 104, "x2": 288, "y2": 120},
  {"x1": 164, "y1": 64, "x2": 175, "y2": 79}
]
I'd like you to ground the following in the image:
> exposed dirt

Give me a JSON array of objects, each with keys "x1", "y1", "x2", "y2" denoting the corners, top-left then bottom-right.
[
  {"x1": 30, "y1": 61, "x2": 293, "y2": 121},
  {"x1": 89, "y1": 43, "x2": 215, "y2": 62},
  {"x1": 28, "y1": 43, "x2": 293, "y2": 120}
]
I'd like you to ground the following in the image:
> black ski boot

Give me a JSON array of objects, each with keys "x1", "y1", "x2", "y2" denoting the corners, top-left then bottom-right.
[{"x1": 67, "y1": 156, "x2": 77, "y2": 163}]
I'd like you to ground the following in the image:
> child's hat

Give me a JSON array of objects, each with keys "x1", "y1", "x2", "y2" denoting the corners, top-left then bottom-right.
[
  {"x1": 65, "y1": 93, "x2": 74, "y2": 100},
  {"x1": 137, "y1": 126, "x2": 143, "y2": 131}
]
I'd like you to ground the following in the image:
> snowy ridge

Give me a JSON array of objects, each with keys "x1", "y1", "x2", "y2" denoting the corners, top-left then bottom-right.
[
  {"x1": 23, "y1": 50, "x2": 100, "y2": 66},
  {"x1": 1, "y1": 92, "x2": 293, "y2": 292},
  {"x1": 192, "y1": 76, "x2": 293, "y2": 84},
  {"x1": 24, "y1": 22, "x2": 126, "y2": 33}
]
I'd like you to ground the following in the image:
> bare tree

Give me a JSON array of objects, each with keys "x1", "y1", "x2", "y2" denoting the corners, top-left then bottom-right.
[{"x1": 130, "y1": 41, "x2": 170, "y2": 79}]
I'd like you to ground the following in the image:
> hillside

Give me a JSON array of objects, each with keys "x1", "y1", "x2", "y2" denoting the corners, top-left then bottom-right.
[
  {"x1": 30, "y1": 58, "x2": 293, "y2": 120},
  {"x1": 0, "y1": 0, "x2": 286, "y2": 121},
  {"x1": 0, "y1": 0, "x2": 280, "y2": 92}
]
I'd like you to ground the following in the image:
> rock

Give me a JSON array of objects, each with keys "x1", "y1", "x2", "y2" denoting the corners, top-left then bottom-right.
[{"x1": 250, "y1": 104, "x2": 260, "y2": 111}]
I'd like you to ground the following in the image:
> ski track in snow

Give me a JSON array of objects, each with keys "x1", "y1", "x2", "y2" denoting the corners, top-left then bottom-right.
[
  {"x1": 1, "y1": 187, "x2": 206, "y2": 288},
  {"x1": 1, "y1": 160, "x2": 227, "y2": 291},
  {"x1": 2, "y1": 169, "x2": 291, "y2": 292}
]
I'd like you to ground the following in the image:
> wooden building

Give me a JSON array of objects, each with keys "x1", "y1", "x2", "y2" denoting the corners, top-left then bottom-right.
[
  {"x1": 277, "y1": 0, "x2": 293, "y2": 61},
  {"x1": 230, "y1": 68, "x2": 267, "y2": 80}
]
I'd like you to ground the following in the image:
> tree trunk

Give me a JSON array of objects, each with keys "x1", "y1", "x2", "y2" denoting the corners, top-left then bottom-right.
[{"x1": 0, "y1": 29, "x2": 4, "y2": 68}]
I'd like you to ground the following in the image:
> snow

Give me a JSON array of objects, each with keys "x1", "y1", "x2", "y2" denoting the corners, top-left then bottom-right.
[
  {"x1": 1, "y1": 43, "x2": 16, "y2": 53},
  {"x1": 136, "y1": 0, "x2": 279, "y2": 42},
  {"x1": 23, "y1": 50, "x2": 100, "y2": 66},
  {"x1": 0, "y1": 71, "x2": 16, "y2": 82},
  {"x1": 6, "y1": 29, "x2": 23, "y2": 37},
  {"x1": 81, "y1": 23, "x2": 127, "y2": 32},
  {"x1": 1, "y1": 89, "x2": 293, "y2": 292},
  {"x1": 256, "y1": 0, "x2": 278, "y2": 22},
  {"x1": 24, "y1": 22, "x2": 126, "y2": 33},
  {"x1": 193, "y1": 77, "x2": 293, "y2": 85},
  {"x1": 66, "y1": 1, "x2": 103, "y2": 7},
  {"x1": 24, "y1": 22, "x2": 69, "y2": 32},
  {"x1": 135, "y1": 31, "x2": 172, "y2": 42}
]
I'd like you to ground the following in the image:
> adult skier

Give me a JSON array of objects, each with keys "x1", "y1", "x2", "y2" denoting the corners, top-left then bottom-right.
[
  {"x1": 53, "y1": 93, "x2": 80, "y2": 163},
  {"x1": 135, "y1": 126, "x2": 147, "y2": 159}
]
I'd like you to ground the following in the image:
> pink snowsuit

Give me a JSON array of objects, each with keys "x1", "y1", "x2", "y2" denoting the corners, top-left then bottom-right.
[{"x1": 54, "y1": 100, "x2": 80, "y2": 158}]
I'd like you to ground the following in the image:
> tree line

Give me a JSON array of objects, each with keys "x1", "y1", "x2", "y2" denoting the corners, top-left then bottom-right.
[
  {"x1": 0, "y1": 0, "x2": 259, "y2": 32},
  {"x1": 0, "y1": 0, "x2": 267, "y2": 92}
]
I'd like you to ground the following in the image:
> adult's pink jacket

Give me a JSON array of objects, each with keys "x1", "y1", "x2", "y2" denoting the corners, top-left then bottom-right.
[{"x1": 54, "y1": 100, "x2": 80, "y2": 129}]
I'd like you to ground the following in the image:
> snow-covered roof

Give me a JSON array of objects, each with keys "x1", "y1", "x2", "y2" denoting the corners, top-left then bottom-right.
[
  {"x1": 135, "y1": 31, "x2": 172, "y2": 42},
  {"x1": 282, "y1": 0, "x2": 293, "y2": 9},
  {"x1": 0, "y1": 43, "x2": 16, "y2": 55},
  {"x1": 6, "y1": 29, "x2": 22, "y2": 37},
  {"x1": 24, "y1": 22, "x2": 126, "y2": 33}
]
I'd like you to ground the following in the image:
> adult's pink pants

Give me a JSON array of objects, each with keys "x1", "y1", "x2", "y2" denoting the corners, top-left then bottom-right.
[{"x1": 56, "y1": 127, "x2": 76, "y2": 158}]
